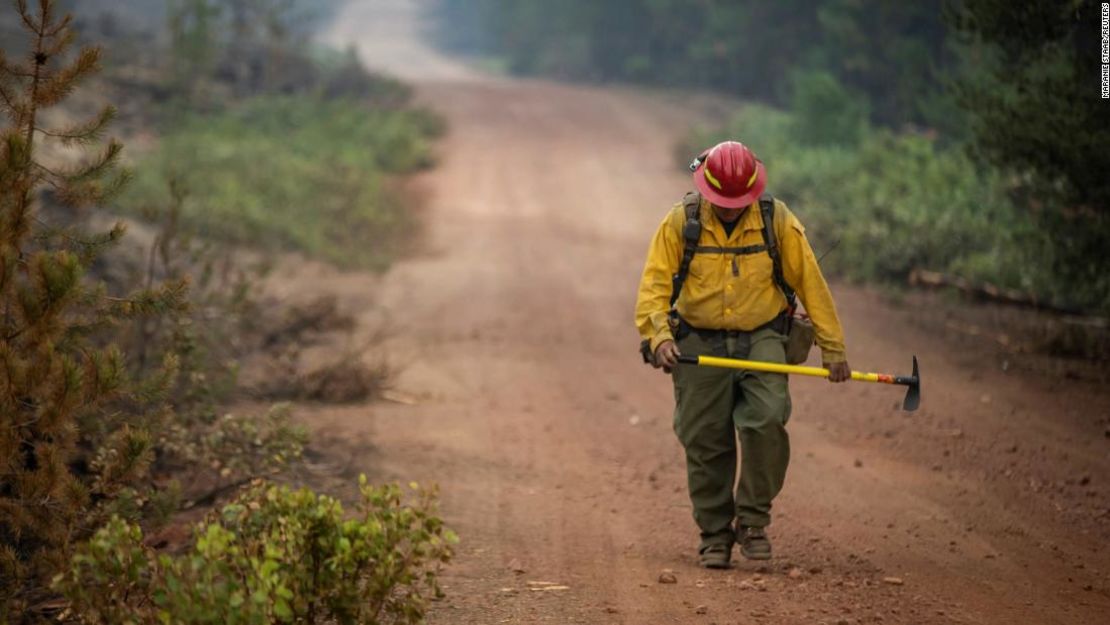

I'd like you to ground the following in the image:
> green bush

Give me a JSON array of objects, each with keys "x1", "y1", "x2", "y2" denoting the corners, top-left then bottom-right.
[
  {"x1": 682, "y1": 104, "x2": 1103, "y2": 311},
  {"x1": 122, "y1": 96, "x2": 442, "y2": 269},
  {"x1": 788, "y1": 69, "x2": 870, "y2": 147},
  {"x1": 57, "y1": 478, "x2": 456, "y2": 625}
]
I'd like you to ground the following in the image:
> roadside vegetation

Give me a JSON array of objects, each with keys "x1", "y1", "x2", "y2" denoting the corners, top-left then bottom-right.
[
  {"x1": 437, "y1": 0, "x2": 1110, "y2": 317},
  {"x1": 115, "y1": 0, "x2": 443, "y2": 269},
  {"x1": 57, "y1": 479, "x2": 453, "y2": 624},
  {"x1": 123, "y1": 94, "x2": 441, "y2": 268},
  {"x1": 1, "y1": 1, "x2": 451, "y2": 622}
]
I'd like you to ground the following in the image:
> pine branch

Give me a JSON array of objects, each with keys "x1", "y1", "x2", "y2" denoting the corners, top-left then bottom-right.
[
  {"x1": 32, "y1": 218, "x2": 126, "y2": 263},
  {"x1": 81, "y1": 345, "x2": 126, "y2": 405},
  {"x1": 128, "y1": 352, "x2": 179, "y2": 406},
  {"x1": 0, "y1": 81, "x2": 26, "y2": 118},
  {"x1": 44, "y1": 11, "x2": 71, "y2": 39},
  {"x1": 68, "y1": 139, "x2": 123, "y2": 182},
  {"x1": 42, "y1": 26, "x2": 75, "y2": 59},
  {"x1": 99, "y1": 168, "x2": 134, "y2": 202},
  {"x1": 104, "y1": 277, "x2": 192, "y2": 319},
  {"x1": 16, "y1": 0, "x2": 41, "y2": 35},
  {"x1": 4, "y1": 65, "x2": 38, "y2": 79},
  {"x1": 29, "y1": 249, "x2": 81, "y2": 313},
  {"x1": 49, "y1": 140, "x2": 130, "y2": 207},
  {"x1": 38, "y1": 0, "x2": 55, "y2": 34},
  {"x1": 31, "y1": 158, "x2": 64, "y2": 180},
  {"x1": 35, "y1": 106, "x2": 116, "y2": 146},
  {"x1": 55, "y1": 168, "x2": 132, "y2": 209},
  {"x1": 21, "y1": 1, "x2": 47, "y2": 154},
  {"x1": 32, "y1": 47, "x2": 101, "y2": 109},
  {"x1": 90, "y1": 426, "x2": 154, "y2": 497}
]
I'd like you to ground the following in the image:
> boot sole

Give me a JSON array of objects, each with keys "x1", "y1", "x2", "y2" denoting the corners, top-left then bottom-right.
[
  {"x1": 740, "y1": 548, "x2": 772, "y2": 561},
  {"x1": 699, "y1": 545, "x2": 733, "y2": 569}
]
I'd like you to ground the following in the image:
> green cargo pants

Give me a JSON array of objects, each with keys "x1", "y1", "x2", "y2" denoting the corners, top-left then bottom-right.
[{"x1": 672, "y1": 326, "x2": 791, "y2": 550}]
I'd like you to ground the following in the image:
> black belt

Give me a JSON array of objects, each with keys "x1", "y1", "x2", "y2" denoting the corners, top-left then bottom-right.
[{"x1": 672, "y1": 310, "x2": 790, "y2": 341}]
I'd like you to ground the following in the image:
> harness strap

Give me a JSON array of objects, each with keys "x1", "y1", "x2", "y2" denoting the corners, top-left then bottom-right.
[
  {"x1": 669, "y1": 191, "x2": 702, "y2": 309},
  {"x1": 694, "y1": 244, "x2": 767, "y2": 255},
  {"x1": 759, "y1": 194, "x2": 797, "y2": 311}
]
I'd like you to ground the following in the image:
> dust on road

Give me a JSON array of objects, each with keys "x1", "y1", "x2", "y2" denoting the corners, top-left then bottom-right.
[{"x1": 301, "y1": 2, "x2": 1110, "y2": 623}]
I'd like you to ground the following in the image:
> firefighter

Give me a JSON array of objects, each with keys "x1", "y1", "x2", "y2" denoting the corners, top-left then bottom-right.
[{"x1": 635, "y1": 141, "x2": 850, "y2": 568}]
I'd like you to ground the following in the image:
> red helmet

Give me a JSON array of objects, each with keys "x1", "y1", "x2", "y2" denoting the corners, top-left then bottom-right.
[{"x1": 691, "y1": 141, "x2": 766, "y2": 208}]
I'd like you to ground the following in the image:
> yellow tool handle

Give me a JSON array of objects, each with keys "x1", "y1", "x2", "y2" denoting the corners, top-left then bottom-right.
[
  {"x1": 686, "y1": 355, "x2": 898, "y2": 385},
  {"x1": 676, "y1": 354, "x2": 921, "y2": 411}
]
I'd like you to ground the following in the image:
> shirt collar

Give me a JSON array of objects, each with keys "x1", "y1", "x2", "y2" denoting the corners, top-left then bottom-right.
[{"x1": 700, "y1": 198, "x2": 762, "y2": 241}]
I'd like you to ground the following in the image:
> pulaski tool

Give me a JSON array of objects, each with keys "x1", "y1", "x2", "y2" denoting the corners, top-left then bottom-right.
[{"x1": 676, "y1": 355, "x2": 922, "y2": 412}]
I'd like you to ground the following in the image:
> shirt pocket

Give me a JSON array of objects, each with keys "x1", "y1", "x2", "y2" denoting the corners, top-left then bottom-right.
[
  {"x1": 687, "y1": 253, "x2": 717, "y2": 285},
  {"x1": 739, "y1": 251, "x2": 774, "y2": 290}
]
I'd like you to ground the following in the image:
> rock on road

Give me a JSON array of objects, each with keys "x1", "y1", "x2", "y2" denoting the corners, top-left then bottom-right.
[{"x1": 310, "y1": 2, "x2": 1110, "y2": 623}]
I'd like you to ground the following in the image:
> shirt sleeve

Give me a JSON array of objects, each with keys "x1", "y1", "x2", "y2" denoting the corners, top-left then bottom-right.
[
  {"x1": 635, "y1": 207, "x2": 683, "y2": 352},
  {"x1": 777, "y1": 204, "x2": 848, "y2": 363}
]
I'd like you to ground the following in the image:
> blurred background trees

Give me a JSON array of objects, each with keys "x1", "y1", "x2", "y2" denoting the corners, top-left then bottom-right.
[
  {"x1": 435, "y1": 0, "x2": 949, "y2": 128},
  {"x1": 436, "y1": 0, "x2": 1110, "y2": 314},
  {"x1": 950, "y1": 0, "x2": 1110, "y2": 307}
]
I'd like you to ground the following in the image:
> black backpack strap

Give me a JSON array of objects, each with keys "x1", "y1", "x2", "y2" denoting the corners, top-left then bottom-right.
[
  {"x1": 670, "y1": 191, "x2": 702, "y2": 309},
  {"x1": 759, "y1": 194, "x2": 797, "y2": 311}
]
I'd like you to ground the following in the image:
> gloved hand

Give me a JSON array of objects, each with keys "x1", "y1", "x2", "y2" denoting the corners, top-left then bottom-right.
[
  {"x1": 654, "y1": 340, "x2": 681, "y2": 371},
  {"x1": 826, "y1": 361, "x2": 851, "y2": 383}
]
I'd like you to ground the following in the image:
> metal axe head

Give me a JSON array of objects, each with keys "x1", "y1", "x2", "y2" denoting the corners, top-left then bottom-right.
[{"x1": 902, "y1": 355, "x2": 921, "y2": 412}]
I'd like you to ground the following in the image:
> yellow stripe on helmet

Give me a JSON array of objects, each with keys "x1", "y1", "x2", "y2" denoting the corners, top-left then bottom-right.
[
  {"x1": 746, "y1": 165, "x2": 759, "y2": 189},
  {"x1": 703, "y1": 166, "x2": 723, "y2": 190}
]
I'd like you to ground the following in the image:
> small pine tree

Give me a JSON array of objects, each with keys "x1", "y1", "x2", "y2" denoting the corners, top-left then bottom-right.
[{"x1": 0, "y1": 1, "x2": 186, "y2": 620}]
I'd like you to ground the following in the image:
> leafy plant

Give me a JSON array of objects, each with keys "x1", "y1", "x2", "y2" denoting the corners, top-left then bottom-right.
[{"x1": 57, "y1": 478, "x2": 457, "y2": 625}]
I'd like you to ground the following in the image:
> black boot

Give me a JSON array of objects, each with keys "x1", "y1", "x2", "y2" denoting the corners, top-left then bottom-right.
[
  {"x1": 698, "y1": 542, "x2": 733, "y2": 569},
  {"x1": 738, "y1": 526, "x2": 771, "y2": 560}
]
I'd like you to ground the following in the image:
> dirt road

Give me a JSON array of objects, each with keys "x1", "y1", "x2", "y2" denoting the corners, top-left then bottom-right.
[{"x1": 312, "y1": 2, "x2": 1110, "y2": 623}]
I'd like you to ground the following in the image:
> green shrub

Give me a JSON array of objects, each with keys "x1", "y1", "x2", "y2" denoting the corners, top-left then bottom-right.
[
  {"x1": 57, "y1": 478, "x2": 456, "y2": 625},
  {"x1": 311, "y1": 48, "x2": 416, "y2": 107},
  {"x1": 788, "y1": 69, "x2": 870, "y2": 147},
  {"x1": 122, "y1": 96, "x2": 442, "y2": 269}
]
